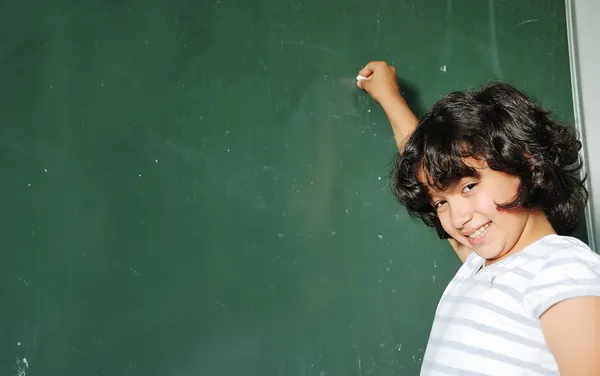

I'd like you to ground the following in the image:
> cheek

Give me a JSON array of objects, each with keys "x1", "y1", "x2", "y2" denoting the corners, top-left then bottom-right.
[
  {"x1": 474, "y1": 189, "x2": 504, "y2": 216},
  {"x1": 497, "y1": 175, "x2": 521, "y2": 203},
  {"x1": 495, "y1": 207, "x2": 529, "y2": 228},
  {"x1": 438, "y1": 213, "x2": 459, "y2": 237},
  {"x1": 475, "y1": 179, "x2": 521, "y2": 219},
  {"x1": 482, "y1": 197, "x2": 528, "y2": 238}
]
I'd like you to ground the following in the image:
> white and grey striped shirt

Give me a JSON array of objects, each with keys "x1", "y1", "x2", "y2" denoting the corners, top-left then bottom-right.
[{"x1": 421, "y1": 234, "x2": 600, "y2": 375}]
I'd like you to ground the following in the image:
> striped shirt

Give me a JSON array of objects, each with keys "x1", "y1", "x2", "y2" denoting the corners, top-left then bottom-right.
[{"x1": 421, "y1": 234, "x2": 600, "y2": 375}]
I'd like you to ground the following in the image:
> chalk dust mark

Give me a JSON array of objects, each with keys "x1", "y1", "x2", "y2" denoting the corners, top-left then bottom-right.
[
  {"x1": 243, "y1": 153, "x2": 279, "y2": 175},
  {"x1": 13, "y1": 357, "x2": 29, "y2": 376},
  {"x1": 32, "y1": 327, "x2": 41, "y2": 349},
  {"x1": 437, "y1": 0, "x2": 454, "y2": 72},
  {"x1": 282, "y1": 40, "x2": 349, "y2": 58},
  {"x1": 15, "y1": 277, "x2": 29, "y2": 287},
  {"x1": 165, "y1": 139, "x2": 203, "y2": 160},
  {"x1": 487, "y1": 0, "x2": 504, "y2": 79},
  {"x1": 292, "y1": 0, "x2": 304, "y2": 11}
]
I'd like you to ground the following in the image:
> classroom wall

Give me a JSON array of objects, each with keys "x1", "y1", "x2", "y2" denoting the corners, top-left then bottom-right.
[{"x1": 569, "y1": 0, "x2": 600, "y2": 251}]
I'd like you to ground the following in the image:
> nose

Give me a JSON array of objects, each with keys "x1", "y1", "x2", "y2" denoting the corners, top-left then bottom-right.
[{"x1": 449, "y1": 201, "x2": 473, "y2": 230}]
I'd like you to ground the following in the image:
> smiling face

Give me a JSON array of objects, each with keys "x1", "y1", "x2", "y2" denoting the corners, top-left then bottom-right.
[{"x1": 426, "y1": 158, "x2": 554, "y2": 263}]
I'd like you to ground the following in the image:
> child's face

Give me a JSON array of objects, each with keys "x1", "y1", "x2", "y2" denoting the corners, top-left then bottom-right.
[{"x1": 428, "y1": 158, "x2": 535, "y2": 262}]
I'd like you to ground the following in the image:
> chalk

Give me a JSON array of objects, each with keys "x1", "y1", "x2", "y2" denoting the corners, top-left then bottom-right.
[{"x1": 356, "y1": 74, "x2": 371, "y2": 81}]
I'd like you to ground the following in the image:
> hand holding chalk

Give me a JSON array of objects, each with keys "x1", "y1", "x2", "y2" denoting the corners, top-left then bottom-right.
[
  {"x1": 355, "y1": 74, "x2": 371, "y2": 90},
  {"x1": 356, "y1": 61, "x2": 401, "y2": 104}
]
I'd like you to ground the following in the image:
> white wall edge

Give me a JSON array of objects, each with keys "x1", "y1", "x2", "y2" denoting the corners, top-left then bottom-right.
[{"x1": 565, "y1": 0, "x2": 597, "y2": 251}]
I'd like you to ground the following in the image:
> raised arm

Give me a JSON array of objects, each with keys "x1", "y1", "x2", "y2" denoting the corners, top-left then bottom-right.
[
  {"x1": 358, "y1": 61, "x2": 472, "y2": 263},
  {"x1": 356, "y1": 61, "x2": 418, "y2": 151}
]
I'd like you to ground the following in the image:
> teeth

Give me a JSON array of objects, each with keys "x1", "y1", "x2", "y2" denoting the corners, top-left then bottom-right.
[{"x1": 468, "y1": 223, "x2": 490, "y2": 239}]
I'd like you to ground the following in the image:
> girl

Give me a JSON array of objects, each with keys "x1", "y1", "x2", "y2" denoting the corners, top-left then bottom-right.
[{"x1": 357, "y1": 61, "x2": 600, "y2": 375}]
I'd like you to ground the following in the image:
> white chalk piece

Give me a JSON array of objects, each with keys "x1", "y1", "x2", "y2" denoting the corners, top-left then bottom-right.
[{"x1": 356, "y1": 74, "x2": 371, "y2": 81}]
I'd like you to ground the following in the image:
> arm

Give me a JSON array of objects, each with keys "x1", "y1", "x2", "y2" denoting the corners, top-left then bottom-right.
[
  {"x1": 358, "y1": 61, "x2": 471, "y2": 263},
  {"x1": 356, "y1": 61, "x2": 418, "y2": 152},
  {"x1": 380, "y1": 95, "x2": 419, "y2": 152},
  {"x1": 524, "y1": 248, "x2": 600, "y2": 375},
  {"x1": 541, "y1": 296, "x2": 600, "y2": 375},
  {"x1": 448, "y1": 239, "x2": 473, "y2": 263}
]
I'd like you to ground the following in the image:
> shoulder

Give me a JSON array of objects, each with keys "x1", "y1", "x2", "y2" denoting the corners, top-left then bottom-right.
[
  {"x1": 527, "y1": 234, "x2": 596, "y2": 256},
  {"x1": 522, "y1": 235, "x2": 600, "y2": 318},
  {"x1": 525, "y1": 234, "x2": 600, "y2": 276}
]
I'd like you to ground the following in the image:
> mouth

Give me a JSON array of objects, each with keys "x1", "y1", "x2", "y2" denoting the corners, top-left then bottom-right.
[{"x1": 466, "y1": 222, "x2": 491, "y2": 239}]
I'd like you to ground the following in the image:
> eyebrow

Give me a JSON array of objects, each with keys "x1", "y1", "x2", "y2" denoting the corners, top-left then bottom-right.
[{"x1": 426, "y1": 170, "x2": 482, "y2": 199}]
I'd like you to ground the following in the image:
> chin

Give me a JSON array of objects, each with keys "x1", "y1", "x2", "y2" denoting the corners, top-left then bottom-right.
[{"x1": 473, "y1": 246, "x2": 504, "y2": 261}]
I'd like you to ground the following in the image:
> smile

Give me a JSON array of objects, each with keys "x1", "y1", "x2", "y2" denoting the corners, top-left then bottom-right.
[{"x1": 468, "y1": 223, "x2": 491, "y2": 239}]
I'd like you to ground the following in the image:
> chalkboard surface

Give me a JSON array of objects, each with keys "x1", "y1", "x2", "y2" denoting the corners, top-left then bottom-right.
[{"x1": 0, "y1": 1, "x2": 582, "y2": 375}]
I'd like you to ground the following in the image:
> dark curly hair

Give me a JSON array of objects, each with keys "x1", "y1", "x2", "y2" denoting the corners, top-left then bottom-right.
[{"x1": 391, "y1": 82, "x2": 587, "y2": 239}]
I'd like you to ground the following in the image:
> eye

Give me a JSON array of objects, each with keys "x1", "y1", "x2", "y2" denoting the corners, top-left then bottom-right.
[
  {"x1": 462, "y1": 183, "x2": 477, "y2": 194},
  {"x1": 434, "y1": 200, "x2": 446, "y2": 210}
]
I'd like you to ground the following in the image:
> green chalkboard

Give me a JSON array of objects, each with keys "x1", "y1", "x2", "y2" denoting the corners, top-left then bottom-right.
[{"x1": 0, "y1": 1, "x2": 583, "y2": 375}]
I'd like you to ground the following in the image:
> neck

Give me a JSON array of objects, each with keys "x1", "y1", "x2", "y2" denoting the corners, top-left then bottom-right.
[
  {"x1": 519, "y1": 209, "x2": 556, "y2": 244},
  {"x1": 486, "y1": 210, "x2": 556, "y2": 266}
]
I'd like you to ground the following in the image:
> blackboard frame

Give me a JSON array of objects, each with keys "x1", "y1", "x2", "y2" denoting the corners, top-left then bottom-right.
[{"x1": 566, "y1": 0, "x2": 599, "y2": 252}]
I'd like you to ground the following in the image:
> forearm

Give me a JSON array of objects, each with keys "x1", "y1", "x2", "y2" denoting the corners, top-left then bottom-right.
[
  {"x1": 379, "y1": 95, "x2": 419, "y2": 152},
  {"x1": 453, "y1": 243, "x2": 473, "y2": 263},
  {"x1": 448, "y1": 237, "x2": 472, "y2": 264}
]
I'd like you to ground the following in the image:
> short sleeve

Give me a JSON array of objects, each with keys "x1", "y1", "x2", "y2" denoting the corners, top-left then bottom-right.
[{"x1": 523, "y1": 246, "x2": 600, "y2": 318}]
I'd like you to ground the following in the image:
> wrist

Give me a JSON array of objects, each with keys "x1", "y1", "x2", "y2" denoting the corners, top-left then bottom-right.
[{"x1": 377, "y1": 92, "x2": 404, "y2": 107}]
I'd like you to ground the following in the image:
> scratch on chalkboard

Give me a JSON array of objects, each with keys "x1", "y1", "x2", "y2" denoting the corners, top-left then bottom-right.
[
  {"x1": 259, "y1": 59, "x2": 268, "y2": 71},
  {"x1": 517, "y1": 18, "x2": 539, "y2": 27}
]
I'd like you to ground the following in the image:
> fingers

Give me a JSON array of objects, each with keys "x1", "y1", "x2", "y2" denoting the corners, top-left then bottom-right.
[
  {"x1": 356, "y1": 61, "x2": 394, "y2": 89},
  {"x1": 356, "y1": 61, "x2": 402, "y2": 103},
  {"x1": 356, "y1": 64, "x2": 374, "y2": 89},
  {"x1": 356, "y1": 75, "x2": 370, "y2": 89},
  {"x1": 358, "y1": 62, "x2": 377, "y2": 78},
  {"x1": 358, "y1": 61, "x2": 391, "y2": 77},
  {"x1": 357, "y1": 61, "x2": 381, "y2": 90}
]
